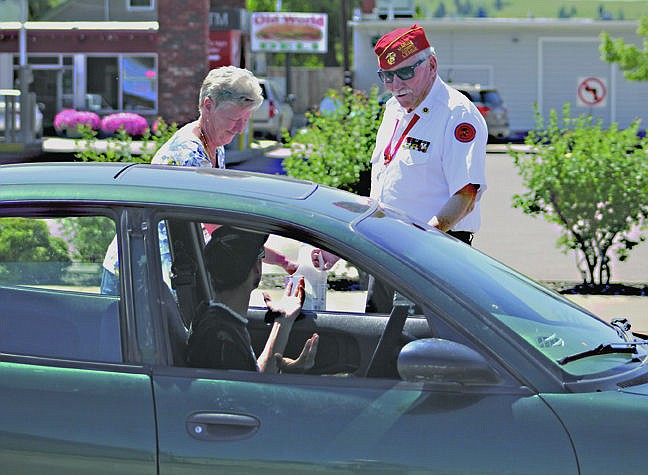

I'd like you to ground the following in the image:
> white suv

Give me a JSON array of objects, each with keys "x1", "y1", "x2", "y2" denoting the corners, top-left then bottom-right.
[{"x1": 252, "y1": 79, "x2": 295, "y2": 141}]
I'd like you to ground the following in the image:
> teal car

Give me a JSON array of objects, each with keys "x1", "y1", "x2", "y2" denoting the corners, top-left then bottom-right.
[{"x1": 1, "y1": 162, "x2": 648, "y2": 474}]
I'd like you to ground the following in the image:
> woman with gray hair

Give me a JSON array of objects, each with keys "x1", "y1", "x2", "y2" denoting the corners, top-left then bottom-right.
[
  {"x1": 152, "y1": 66, "x2": 264, "y2": 168},
  {"x1": 100, "y1": 67, "x2": 296, "y2": 296}
]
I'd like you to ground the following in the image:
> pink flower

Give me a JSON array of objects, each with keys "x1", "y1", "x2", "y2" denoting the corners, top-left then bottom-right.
[
  {"x1": 54, "y1": 109, "x2": 100, "y2": 131},
  {"x1": 100, "y1": 113, "x2": 149, "y2": 136}
]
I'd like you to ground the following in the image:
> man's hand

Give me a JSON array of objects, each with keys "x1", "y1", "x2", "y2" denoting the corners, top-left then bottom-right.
[
  {"x1": 311, "y1": 249, "x2": 340, "y2": 270},
  {"x1": 428, "y1": 183, "x2": 478, "y2": 232},
  {"x1": 263, "y1": 276, "x2": 305, "y2": 321},
  {"x1": 275, "y1": 333, "x2": 319, "y2": 372}
]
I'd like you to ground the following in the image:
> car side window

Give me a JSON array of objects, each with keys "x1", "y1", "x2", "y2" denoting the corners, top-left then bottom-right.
[
  {"x1": 0, "y1": 215, "x2": 122, "y2": 362},
  {"x1": 166, "y1": 220, "x2": 432, "y2": 380}
]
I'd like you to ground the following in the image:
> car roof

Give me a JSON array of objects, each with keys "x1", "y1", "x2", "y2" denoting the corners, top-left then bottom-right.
[
  {"x1": 449, "y1": 83, "x2": 498, "y2": 92},
  {"x1": 0, "y1": 162, "x2": 373, "y2": 223}
]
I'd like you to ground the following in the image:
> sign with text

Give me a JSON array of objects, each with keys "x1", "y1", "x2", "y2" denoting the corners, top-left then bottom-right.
[
  {"x1": 250, "y1": 12, "x2": 327, "y2": 53},
  {"x1": 209, "y1": 30, "x2": 241, "y2": 69}
]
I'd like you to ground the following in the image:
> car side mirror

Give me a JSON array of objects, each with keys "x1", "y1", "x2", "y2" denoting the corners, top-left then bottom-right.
[{"x1": 397, "y1": 338, "x2": 500, "y2": 385}]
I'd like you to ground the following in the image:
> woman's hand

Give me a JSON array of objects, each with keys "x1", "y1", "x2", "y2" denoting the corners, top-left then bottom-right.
[
  {"x1": 311, "y1": 249, "x2": 340, "y2": 270},
  {"x1": 262, "y1": 276, "x2": 305, "y2": 322}
]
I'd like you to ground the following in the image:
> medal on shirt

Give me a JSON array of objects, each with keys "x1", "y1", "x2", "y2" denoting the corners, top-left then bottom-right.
[{"x1": 383, "y1": 114, "x2": 420, "y2": 165}]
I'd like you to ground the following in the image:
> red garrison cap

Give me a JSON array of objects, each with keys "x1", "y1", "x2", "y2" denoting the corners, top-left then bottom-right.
[{"x1": 374, "y1": 24, "x2": 431, "y2": 69}]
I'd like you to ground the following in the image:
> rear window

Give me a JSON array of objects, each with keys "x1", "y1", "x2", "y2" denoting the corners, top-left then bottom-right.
[{"x1": 481, "y1": 91, "x2": 503, "y2": 106}]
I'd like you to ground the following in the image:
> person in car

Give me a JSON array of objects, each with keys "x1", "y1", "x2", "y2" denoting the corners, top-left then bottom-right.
[{"x1": 186, "y1": 225, "x2": 319, "y2": 373}]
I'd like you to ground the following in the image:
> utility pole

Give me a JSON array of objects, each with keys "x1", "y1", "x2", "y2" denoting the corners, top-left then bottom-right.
[
  {"x1": 19, "y1": 0, "x2": 34, "y2": 144},
  {"x1": 342, "y1": 0, "x2": 352, "y2": 87}
]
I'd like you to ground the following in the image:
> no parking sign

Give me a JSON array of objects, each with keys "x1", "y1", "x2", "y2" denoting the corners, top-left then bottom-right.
[{"x1": 577, "y1": 77, "x2": 607, "y2": 107}]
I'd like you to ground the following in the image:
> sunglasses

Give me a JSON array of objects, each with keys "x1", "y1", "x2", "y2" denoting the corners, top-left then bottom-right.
[{"x1": 377, "y1": 59, "x2": 425, "y2": 83}]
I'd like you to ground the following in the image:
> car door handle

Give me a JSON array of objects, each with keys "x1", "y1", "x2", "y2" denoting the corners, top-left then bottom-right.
[{"x1": 186, "y1": 412, "x2": 260, "y2": 441}]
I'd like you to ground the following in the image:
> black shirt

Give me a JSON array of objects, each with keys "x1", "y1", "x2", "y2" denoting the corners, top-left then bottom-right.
[{"x1": 186, "y1": 302, "x2": 258, "y2": 371}]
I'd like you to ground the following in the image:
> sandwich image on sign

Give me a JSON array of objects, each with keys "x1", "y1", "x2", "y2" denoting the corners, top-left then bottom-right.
[{"x1": 256, "y1": 23, "x2": 322, "y2": 41}]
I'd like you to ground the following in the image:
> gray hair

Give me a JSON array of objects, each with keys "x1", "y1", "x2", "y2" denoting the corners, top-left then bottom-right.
[
  {"x1": 199, "y1": 66, "x2": 264, "y2": 112},
  {"x1": 415, "y1": 46, "x2": 436, "y2": 62}
]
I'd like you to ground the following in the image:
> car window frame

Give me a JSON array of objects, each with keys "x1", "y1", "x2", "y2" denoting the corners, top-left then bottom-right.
[{"x1": 150, "y1": 207, "x2": 529, "y2": 392}]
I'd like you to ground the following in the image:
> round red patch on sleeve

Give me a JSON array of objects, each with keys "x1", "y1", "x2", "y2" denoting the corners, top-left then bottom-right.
[{"x1": 454, "y1": 123, "x2": 476, "y2": 143}]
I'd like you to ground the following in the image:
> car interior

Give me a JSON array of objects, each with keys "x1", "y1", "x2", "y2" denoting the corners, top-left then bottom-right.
[
  {"x1": 0, "y1": 209, "x2": 508, "y2": 386},
  {"x1": 160, "y1": 216, "x2": 434, "y2": 379},
  {"x1": 0, "y1": 211, "x2": 439, "y2": 382}
]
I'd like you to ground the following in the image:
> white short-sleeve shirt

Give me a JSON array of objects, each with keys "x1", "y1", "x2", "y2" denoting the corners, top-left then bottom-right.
[{"x1": 370, "y1": 77, "x2": 488, "y2": 232}]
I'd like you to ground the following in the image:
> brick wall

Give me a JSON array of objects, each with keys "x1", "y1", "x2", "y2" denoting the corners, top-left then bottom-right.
[{"x1": 157, "y1": 0, "x2": 210, "y2": 126}]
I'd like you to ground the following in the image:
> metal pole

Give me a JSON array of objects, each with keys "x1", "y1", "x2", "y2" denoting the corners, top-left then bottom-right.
[
  {"x1": 342, "y1": 0, "x2": 352, "y2": 87},
  {"x1": 19, "y1": 0, "x2": 33, "y2": 144},
  {"x1": 19, "y1": 0, "x2": 27, "y2": 67}
]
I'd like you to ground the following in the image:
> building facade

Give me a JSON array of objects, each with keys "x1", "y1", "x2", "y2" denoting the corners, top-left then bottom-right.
[
  {"x1": 353, "y1": 18, "x2": 648, "y2": 133},
  {"x1": 0, "y1": 0, "x2": 246, "y2": 131}
]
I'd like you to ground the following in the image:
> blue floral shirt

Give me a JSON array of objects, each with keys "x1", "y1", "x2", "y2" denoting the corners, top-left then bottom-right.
[{"x1": 152, "y1": 121, "x2": 225, "y2": 169}]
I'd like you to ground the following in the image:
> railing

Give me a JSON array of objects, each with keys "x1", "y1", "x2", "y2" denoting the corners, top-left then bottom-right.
[{"x1": 1, "y1": 88, "x2": 39, "y2": 144}]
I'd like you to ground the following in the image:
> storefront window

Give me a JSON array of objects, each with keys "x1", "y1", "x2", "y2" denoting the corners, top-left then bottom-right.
[
  {"x1": 85, "y1": 55, "x2": 156, "y2": 112},
  {"x1": 87, "y1": 57, "x2": 119, "y2": 110},
  {"x1": 122, "y1": 56, "x2": 156, "y2": 111}
]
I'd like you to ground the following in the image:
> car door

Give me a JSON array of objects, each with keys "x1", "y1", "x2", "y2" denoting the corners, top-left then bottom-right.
[
  {"x1": 150, "y1": 217, "x2": 578, "y2": 474},
  {"x1": 0, "y1": 211, "x2": 157, "y2": 475}
]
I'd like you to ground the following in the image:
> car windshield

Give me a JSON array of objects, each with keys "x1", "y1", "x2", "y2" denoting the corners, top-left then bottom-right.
[{"x1": 356, "y1": 208, "x2": 645, "y2": 378}]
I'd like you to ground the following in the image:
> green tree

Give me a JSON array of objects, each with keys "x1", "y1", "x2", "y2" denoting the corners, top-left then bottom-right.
[
  {"x1": 510, "y1": 104, "x2": 648, "y2": 286},
  {"x1": 434, "y1": 2, "x2": 447, "y2": 18},
  {"x1": 28, "y1": 0, "x2": 65, "y2": 20},
  {"x1": 0, "y1": 218, "x2": 70, "y2": 283},
  {"x1": 600, "y1": 16, "x2": 648, "y2": 81},
  {"x1": 56, "y1": 217, "x2": 115, "y2": 264},
  {"x1": 282, "y1": 86, "x2": 383, "y2": 194}
]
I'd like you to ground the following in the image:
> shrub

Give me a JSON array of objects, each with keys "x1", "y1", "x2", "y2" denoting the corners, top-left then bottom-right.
[
  {"x1": 54, "y1": 109, "x2": 100, "y2": 138},
  {"x1": 75, "y1": 116, "x2": 178, "y2": 163},
  {"x1": 56, "y1": 216, "x2": 115, "y2": 264},
  {"x1": 510, "y1": 104, "x2": 648, "y2": 286},
  {"x1": 100, "y1": 112, "x2": 149, "y2": 137},
  {"x1": 282, "y1": 86, "x2": 383, "y2": 195}
]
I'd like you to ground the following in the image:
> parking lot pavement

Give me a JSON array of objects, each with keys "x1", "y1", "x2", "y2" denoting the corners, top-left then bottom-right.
[
  {"x1": 476, "y1": 152, "x2": 648, "y2": 331},
  {"x1": 476, "y1": 153, "x2": 648, "y2": 284}
]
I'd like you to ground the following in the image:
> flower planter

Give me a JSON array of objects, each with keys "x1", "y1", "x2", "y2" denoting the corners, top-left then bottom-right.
[
  {"x1": 54, "y1": 109, "x2": 100, "y2": 138},
  {"x1": 100, "y1": 113, "x2": 149, "y2": 138}
]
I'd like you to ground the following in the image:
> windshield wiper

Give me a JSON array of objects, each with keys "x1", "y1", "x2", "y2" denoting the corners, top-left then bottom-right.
[{"x1": 557, "y1": 341, "x2": 648, "y2": 365}]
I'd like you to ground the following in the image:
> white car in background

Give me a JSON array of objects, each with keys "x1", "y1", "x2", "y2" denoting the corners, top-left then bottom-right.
[
  {"x1": 0, "y1": 89, "x2": 44, "y2": 139},
  {"x1": 452, "y1": 83, "x2": 510, "y2": 140},
  {"x1": 252, "y1": 79, "x2": 295, "y2": 141}
]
